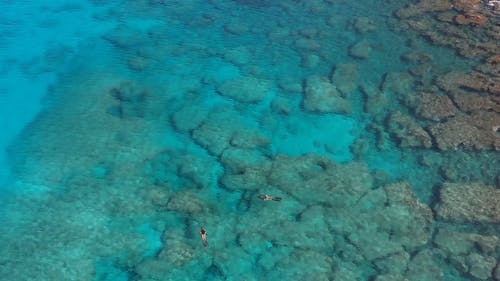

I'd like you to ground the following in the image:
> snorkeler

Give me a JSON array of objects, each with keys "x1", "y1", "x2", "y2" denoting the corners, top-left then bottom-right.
[
  {"x1": 258, "y1": 194, "x2": 282, "y2": 201},
  {"x1": 200, "y1": 227, "x2": 208, "y2": 247}
]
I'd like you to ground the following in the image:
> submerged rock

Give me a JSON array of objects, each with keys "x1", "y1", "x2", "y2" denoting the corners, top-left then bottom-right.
[
  {"x1": 331, "y1": 63, "x2": 358, "y2": 96},
  {"x1": 374, "y1": 274, "x2": 408, "y2": 281},
  {"x1": 268, "y1": 155, "x2": 372, "y2": 206},
  {"x1": 476, "y1": 54, "x2": 500, "y2": 75},
  {"x1": 220, "y1": 167, "x2": 267, "y2": 191},
  {"x1": 224, "y1": 21, "x2": 249, "y2": 35},
  {"x1": 176, "y1": 154, "x2": 217, "y2": 189},
  {"x1": 216, "y1": 76, "x2": 271, "y2": 104},
  {"x1": 436, "y1": 71, "x2": 500, "y2": 95},
  {"x1": 128, "y1": 55, "x2": 149, "y2": 71},
  {"x1": 434, "y1": 227, "x2": 499, "y2": 277},
  {"x1": 303, "y1": 76, "x2": 351, "y2": 114},
  {"x1": 435, "y1": 182, "x2": 500, "y2": 223},
  {"x1": 301, "y1": 53, "x2": 320, "y2": 69},
  {"x1": 403, "y1": 92, "x2": 458, "y2": 121},
  {"x1": 494, "y1": 263, "x2": 500, "y2": 281},
  {"x1": 455, "y1": 13, "x2": 488, "y2": 27},
  {"x1": 171, "y1": 104, "x2": 209, "y2": 132},
  {"x1": 266, "y1": 249, "x2": 334, "y2": 281},
  {"x1": 294, "y1": 38, "x2": 321, "y2": 51},
  {"x1": 405, "y1": 250, "x2": 445, "y2": 281},
  {"x1": 192, "y1": 120, "x2": 233, "y2": 156},
  {"x1": 347, "y1": 230, "x2": 403, "y2": 261},
  {"x1": 220, "y1": 147, "x2": 269, "y2": 174},
  {"x1": 271, "y1": 96, "x2": 294, "y2": 115},
  {"x1": 396, "y1": 0, "x2": 453, "y2": 18},
  {"x1": 387, "y1": 111, "x2": 433, "y2": 148},
  {"x1": 349, "y1": 40, "x2": 372, "y2": 59},
  {"x1": 230, "y1": 128, "x2": 270, "y2": 149},
  {"x1": 362, "y1": 84, "x2": 391, "y2": 122},
  {"x1": 450, "y1": 91, "x2": 500, "y2": 113},
  {"x1": 166, "y1": 191, "x2": 210, "y2": 214},
  {"x1": 223, "y1": 46, "x2": 252, "y2": 66},
  {"x1": 103, "y1": 24, "x2": 149, "y2": 49},
  {"x1": 428, "y1": 111, "x2": 500, "y2": 150},
  {"x1": 435, "y1": 228, "x2": 499, "y2": 257},
  {"x1": 108, "y1": 81, "x2": 149, "y2": 119},
  {"x1": 382, "y1": 182, "x2": 434, "y2": 247},
  {"x1": 401, "y1": 51, "x2": 433, "y2": 64},
  {"x1": 381, "y1": 72, "x2": 415, "y2": 95},
  {"x1": 353, "y1": 17, "x2": 377, "y2": 33},
  {"x1": 374, "y1": 251, "x2": 410, "y2": 275},
  {"x1": 331, "y1": 262, "x2": 363, "y2": 281},
  {"x1": 466, "y1": 253, "x2": 497, "y2": 280},
  {"x1": 157, "y1": 240, "x2": 195, "y2": 267},
  {"x1": 191, "y1": 109, "x2": 270, "y2": 156},
  {"x1": 453, "y1": 0, "x2": 482, "y2": 12},
  {"x1": 328, "y1": 182, "x2": 433, "y2": 262}
]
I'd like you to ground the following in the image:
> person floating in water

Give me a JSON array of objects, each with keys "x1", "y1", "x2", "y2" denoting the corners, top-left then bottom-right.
[
  {"x1": 200, "y1": 227, "x2": 208, "y2": 247},
  {"x1": 258, "y1": 194, "x2": 282, "y2": 201}
]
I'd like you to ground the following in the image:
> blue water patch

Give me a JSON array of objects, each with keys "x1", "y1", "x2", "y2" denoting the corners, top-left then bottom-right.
[
  {"x1": 1, "y1": 0, "x2": 499, "y2": 280},
  {"x1": 93, "y1": 259, "x2": 130, "y2": 281},
  {"x1": 0, "y1": 0, "x2": 118, "y2": 187},
  {"x1": 270, "y1": 112, "x2": 356, "y2": 162},
  {"x1": 137, "y1": 223, "x2": 163, "y2": 257},
  {"x1": 206, "y1": 62, "x2": 242, "y2": 84}
]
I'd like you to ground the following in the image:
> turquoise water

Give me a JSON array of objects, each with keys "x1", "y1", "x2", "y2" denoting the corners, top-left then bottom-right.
[{"x1": 0, "y1": 1, "x2": 499, "y2": 280}]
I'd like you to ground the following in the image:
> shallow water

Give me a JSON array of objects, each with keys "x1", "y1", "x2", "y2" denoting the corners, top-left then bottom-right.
[{"x1": 0, "y1": 1, "x2": 499, "y2": 281}]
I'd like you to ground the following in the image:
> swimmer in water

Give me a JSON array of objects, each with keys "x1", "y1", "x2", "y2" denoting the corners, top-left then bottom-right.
[
  {"x1": 258, "y1": 194, "x2": 282, "y2": 201},
  {"x1": 200, "y1": 227, "x2": 208, "y2": 247}
]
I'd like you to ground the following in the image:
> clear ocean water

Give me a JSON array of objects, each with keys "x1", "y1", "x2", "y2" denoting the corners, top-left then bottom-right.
[{"x1": 0, "y1": 1, "x2": 499, "y2": 280}]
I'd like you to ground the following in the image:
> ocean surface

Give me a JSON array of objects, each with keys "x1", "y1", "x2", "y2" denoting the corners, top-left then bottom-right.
[{"x1": 0, "y1": 1, "x2": 499, "y2": 280}]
